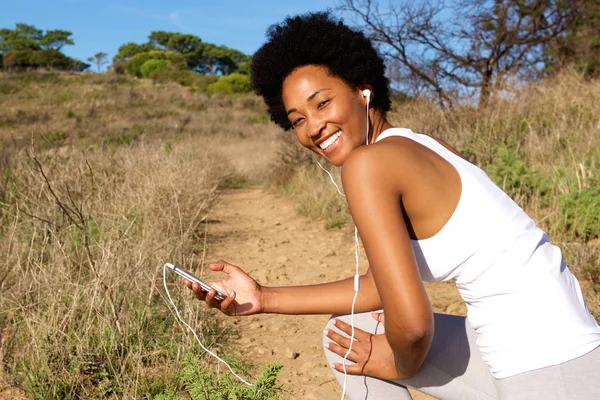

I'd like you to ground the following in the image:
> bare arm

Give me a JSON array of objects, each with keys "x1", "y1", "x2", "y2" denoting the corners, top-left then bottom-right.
[
  {"x1": 261, "y1": 267, "x2": 382, "y2": 315},
  {"x1": 341, "y1": 144, "x2": 434, "y2": 379}
]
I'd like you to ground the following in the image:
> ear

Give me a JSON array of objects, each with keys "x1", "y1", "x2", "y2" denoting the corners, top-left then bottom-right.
[{"x1": 358, "y1": 85, "x2": 373, "y2": 104}]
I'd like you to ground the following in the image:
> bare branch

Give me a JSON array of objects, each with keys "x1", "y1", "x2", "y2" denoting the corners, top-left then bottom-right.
[{"x1": 338, "y1": 0, "x2": 575, "y2": 107}]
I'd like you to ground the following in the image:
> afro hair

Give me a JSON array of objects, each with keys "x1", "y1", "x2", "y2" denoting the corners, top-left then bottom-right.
[{"x1": 251, "y1": 11, "x2": 391, "y2": 131}]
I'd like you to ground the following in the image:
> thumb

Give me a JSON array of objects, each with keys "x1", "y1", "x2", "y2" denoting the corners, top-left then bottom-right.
[
  {"x1": 210, "y1": 260, "x2": 243, "y2": 276},
  {"x1": 371, "y1": 312, "x2": 385, "y2": 325}
]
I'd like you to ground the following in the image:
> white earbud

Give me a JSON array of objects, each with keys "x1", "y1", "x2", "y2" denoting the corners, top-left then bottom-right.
[{"x1": 362, "y1": 89, "x2": 371, "y2": 100}]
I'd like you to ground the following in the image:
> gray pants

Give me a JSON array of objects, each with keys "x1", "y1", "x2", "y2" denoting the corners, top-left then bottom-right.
[{"x1": 323, "y1": 312, "x2": 600, "y2": 399}]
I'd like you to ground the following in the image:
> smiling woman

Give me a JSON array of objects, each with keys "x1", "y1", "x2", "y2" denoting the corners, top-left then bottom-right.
[{"x1": 185, "y1": 11, "x2": 600, "y2": 400}]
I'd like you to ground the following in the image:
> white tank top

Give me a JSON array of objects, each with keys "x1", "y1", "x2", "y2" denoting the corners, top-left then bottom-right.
[{"x1": 376, "y1": 128, "x2": 600, "y2": 378}]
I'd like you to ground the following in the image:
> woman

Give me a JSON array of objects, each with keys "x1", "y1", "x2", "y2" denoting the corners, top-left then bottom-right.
[{"x1": 186, "y1": 12, "x2": 600, "y2": 399}]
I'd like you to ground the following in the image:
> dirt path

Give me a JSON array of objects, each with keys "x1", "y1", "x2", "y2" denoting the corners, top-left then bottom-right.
[{"x1": 202, "y1": 187, "x2": 467, "y2": 399}]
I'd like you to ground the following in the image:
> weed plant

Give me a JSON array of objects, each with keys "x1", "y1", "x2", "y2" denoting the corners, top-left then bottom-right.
[{"x1": 155, "y1": 353, "x2": 283, "y2": 400}]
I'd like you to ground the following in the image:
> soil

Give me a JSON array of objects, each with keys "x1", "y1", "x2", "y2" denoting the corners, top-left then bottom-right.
[{"x1": 202, "y1": 187, "x2": 468, "y2": 400}]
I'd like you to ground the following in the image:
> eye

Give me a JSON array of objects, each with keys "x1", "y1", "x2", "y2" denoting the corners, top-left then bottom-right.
[
  {"x1": 292, "y1": 117, "x2": 304, "y2": 127},
  {"x1": 318, "y1": 99, "x2": 330, "y2": 109}
]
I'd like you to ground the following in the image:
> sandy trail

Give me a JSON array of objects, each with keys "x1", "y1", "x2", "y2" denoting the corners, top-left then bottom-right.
[{"x1": 201, "y1": 187, "x2": 467, "y2": 399}]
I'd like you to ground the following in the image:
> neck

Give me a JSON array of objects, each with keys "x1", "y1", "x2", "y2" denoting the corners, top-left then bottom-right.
[{"x1": 368, "y1": 108, "x2": 393, "y2": 144}]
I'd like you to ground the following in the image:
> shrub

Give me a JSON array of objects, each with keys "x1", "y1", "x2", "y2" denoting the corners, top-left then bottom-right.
[
  {"x1": 485, "y1": 148, "x2": 552, "y2": 205},
  {"x1": 559, "y1": 184, "x2": 600, "y2": 241},
  {"x1": 125, "y1": 51, "x2": 187, "y2": 78},
  {"x1": 125, "y1": 52, "x2": 153, "y2": 78},
  {"x1": 207, "y1": 73, "x2": 251, "y2": 95},
  {"x1": 140, "y1": 59, "x2": 171, "y2": 79},
  {"x1": 155, "y1": 69, "x2": 201, "y2": 87},
  {"x1": 154, "y1": 352, "x2": 284, "y2": 400}
]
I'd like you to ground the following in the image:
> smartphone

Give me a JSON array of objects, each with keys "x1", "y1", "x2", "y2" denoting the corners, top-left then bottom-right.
[{"x1": 165, "y1": 263, "x2": 227, "y2": 300}]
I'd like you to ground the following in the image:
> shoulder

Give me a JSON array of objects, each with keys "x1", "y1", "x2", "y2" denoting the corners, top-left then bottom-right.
[{"x1": 341, "y1": 138, "x2": 423, "y2": 196}]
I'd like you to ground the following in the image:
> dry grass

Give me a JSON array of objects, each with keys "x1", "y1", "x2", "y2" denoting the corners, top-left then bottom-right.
[
  {"x1": 0, "y1": 69, "x2": 599, "y2": 398},
  {"x1": 0, "y1": 71, "x2": 280, "y2": 398},
  {"x1": 0, "y1": 138, "x2": 235, "y2": 397}
]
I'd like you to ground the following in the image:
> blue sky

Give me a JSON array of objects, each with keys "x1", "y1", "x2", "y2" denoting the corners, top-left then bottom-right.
[{"x1": 1, "y1": 0, "x2": 340, "y2": 68}]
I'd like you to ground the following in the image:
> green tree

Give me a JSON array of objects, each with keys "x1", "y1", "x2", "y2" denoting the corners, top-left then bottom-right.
[
  {"x1": 40, "y1": 29, "x2": 74, "y2": 51},
  {"x1": 3, "y1": 48, "x2": 89, "y2": 71},
  {"x1": 0, "y1": 24, "x2": 87, "y2": 72},
  {"x1": 549, "y1": 0, "x2": 600, "y2": 76},
  {"x1": 113, "y1": 31, "x2": 250, "y2": 80},
  {"x1": 124, "y1": 50, "x2": 186, "y2": 77},
  {"x1": 149, "y1": 31, "x2": 201, "y2": 55},
  {"x1": 113, "y1": 42, "x2": 155, "y2": 64},
  {"x1": 0, "y1": 23, "x2": 43, "y2": 52}
]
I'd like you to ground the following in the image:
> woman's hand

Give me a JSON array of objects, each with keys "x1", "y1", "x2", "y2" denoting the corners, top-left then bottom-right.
[
  {"x1": 185, "y1": 260, "x2": 262, "y2": 316},
  {"x1": 324, "y1": 312, "x2": 403, "y2": 381}
]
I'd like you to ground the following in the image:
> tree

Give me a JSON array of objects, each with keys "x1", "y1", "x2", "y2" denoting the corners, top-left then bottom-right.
[
  {"x1": 114, "y1": 31, "x2": 250, "y2": 78},
  {"x1": 149, "y1": 31, "x2": 200, "y2": 54},
  {"x1": 0, "y1": 24, "x2": 86, "y2": 72},
  {"x1": 113, "y1": 42, "x2": 154, "y2": 64},
  {"x1": 548, "y1": 0, "x2": 600, "y2": 76},
  {"x1": 87, "y1": 52, "x2": 109, "y2": 73},
  {"x1": 3, "y1": 49, "x2": 89, "y2": 71},
  {"x1": 40, "y1": 29, "x2": 74, "y2": 51},
  {"x1": 0, "y1": 23, "x2": 43, "y2": 52},
  {"x1": 338, "y1": 0, "x2": 576, "y2": 108}
]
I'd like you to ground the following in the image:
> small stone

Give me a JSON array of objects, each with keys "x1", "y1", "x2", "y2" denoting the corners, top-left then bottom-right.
[{"x1": 285, "y1": 348, "x2": 300, "y2": 359}]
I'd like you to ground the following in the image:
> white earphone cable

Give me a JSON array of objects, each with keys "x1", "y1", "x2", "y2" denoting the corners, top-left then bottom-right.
[
  {"x1": 163, "y1": 90, "x2": 371, "y2": 396},
  {"x1": 163, "y1": 264, "x2": 253, "y2": 386},
  {"x1": 340, "y1": 90, "x2": 370, "y2": 400}
]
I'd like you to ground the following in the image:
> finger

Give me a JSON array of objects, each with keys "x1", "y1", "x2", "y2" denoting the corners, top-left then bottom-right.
[
  {"x1": 210, "y1": 260, "x2": 243, "y2": 276},
  {"x1": 332, "y1": 362, "x2": 365, "y2": 376},
  {"x1": 371, "y1": 312, "x2": 385, "y2": 325},
  {"x1": 191, "y1": 283, "x2": 207, "y2": 301},
  {"x1": 205, "y1": 288, "x2": 221, "y2": 309},
  {"x1": 185, "y1": 279, "x2": 193, "y2": 289},
  {"x1": 220, "y1": 291, "x2": 236, "y2": 314},
  {"x1": 324, "y1": 328, "x2": 353, "y2": 348},
  {"x1": 325, "y1": 341, "x2": 358, "y2": 362},
  {"x1": 333, "y1": 319, "x2": 372, "y2": 341}
]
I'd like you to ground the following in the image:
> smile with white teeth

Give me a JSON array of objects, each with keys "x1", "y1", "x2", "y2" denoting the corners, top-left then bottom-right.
[{"x1": 319, "y1": 131, "x2": 342, "y2": 150}]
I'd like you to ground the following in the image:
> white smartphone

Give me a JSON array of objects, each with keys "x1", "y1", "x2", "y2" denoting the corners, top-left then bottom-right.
[{"x1": 165, "y1": 263, "x2": 227, "y2": 300}]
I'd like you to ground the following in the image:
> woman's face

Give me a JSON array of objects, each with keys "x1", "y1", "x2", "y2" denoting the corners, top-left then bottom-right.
[{"x1": 282, "y1": 65, "x2": 369, "y2": 166}]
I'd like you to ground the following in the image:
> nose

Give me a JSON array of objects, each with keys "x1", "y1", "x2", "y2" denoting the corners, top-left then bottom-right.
[{"x1": 308, "y1": 116, "x2": 326, "y2": 139}]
